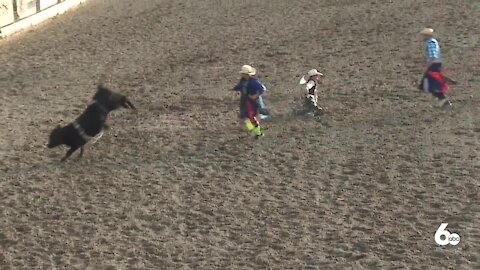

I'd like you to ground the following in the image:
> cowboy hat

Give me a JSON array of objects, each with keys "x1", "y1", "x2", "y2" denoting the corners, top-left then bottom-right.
[
  {"x1": 300, "y1": 69, "x2": 324, "y2": 84},
  {"x1": 420, "y1": 28, "x2": 434, "y2": 35},
  {"x1": 307, "y1": 69, "x2": 323, "y2": 77},
  {"x1": 240, "y1": 65, "x2": 256, "y2": 76}
]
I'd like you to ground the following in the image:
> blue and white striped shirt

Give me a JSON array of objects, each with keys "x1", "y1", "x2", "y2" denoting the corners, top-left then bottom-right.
[{"x1": 425, "y1": 37, "x2": 441, "y2": 63}]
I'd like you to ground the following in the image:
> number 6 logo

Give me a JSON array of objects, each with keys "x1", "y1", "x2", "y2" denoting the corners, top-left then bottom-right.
[{"x1": 435, "y1": 223, "x2": 460, "y2": 246}]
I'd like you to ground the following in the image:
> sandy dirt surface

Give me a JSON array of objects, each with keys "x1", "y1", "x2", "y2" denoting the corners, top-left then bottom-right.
[{"x1": 0, "y1": 0, "x2": 479, "y2": 269}]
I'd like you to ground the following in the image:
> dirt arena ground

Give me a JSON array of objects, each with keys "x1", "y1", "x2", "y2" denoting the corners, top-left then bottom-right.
[{"x1": 0, "y1": 0, "x2": 479, "y2": 269}]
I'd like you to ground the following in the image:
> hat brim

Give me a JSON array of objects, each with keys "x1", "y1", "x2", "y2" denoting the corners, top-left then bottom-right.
[
  {"x1": 420, "y1": 29, "x2": 434, "y2": 35},
  {"x1": 239, "y1": 70, "x2": 256, "y2": 76}
]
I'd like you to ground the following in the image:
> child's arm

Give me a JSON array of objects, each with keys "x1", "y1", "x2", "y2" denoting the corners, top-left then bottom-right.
[
  {"x1": 248, "y1": 93, "x2": 260, "y2": 100},
  {"x1": 232, "y1": 78, "x2": 246, "y2": 91},
  {"x1": 248, "y1": 80, "x2": 265, "y2": 100}
]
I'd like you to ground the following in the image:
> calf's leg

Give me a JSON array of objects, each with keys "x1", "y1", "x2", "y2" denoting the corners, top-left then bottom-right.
[
  {"x1": 61, "y1": 147, "x2": 78, "y2": 162},
  {"x1": 79, "y1": 146, "x2": 84, "y2": 158}
]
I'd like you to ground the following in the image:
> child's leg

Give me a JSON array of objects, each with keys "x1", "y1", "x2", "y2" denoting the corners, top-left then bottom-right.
[
  {"x1": 245, "y1": 99, "x2": 262, "y2": 136},
  {"x1": 313, "y1": 93, "x2": 319, "y2": 107},
  {"x1": 245, "y1": 99, "x2": 259, "y2": 126},
  {"x1": 432, "y1": 91, "x2": 452, "y2": 107},
  {"x1": 257, "y1": 95, "x2": 270, "y2": 117},
  {"x1": 432, "y1": 92, "x2": 446, "y2": 100},
  {"x1": 258, "y1": 95, "x2": 265, "y2": 109}
]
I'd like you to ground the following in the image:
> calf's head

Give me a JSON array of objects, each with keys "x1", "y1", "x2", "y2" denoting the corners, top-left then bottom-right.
[
  {"x1": 47, "y1": 125, "x2": 64, "y2": 148},
  {"x1": 93, "y1": 85, "x2": 136, "y2": 111}
]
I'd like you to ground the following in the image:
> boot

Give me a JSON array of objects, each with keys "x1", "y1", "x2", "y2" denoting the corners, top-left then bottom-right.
[
  {"x1": 244, "y1": 119, "x2": 263, "y2": 138},
  {"x1": 252, "y1": 125, "x2": 263, "y2": 139},
  {"x1": 438, "y1": 98, "x2": 452, "y2": 108}
]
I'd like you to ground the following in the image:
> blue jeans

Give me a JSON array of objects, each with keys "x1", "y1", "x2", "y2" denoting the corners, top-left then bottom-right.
[
  {"x1": 257, "y1": 95, "x2": 269, "y2": 115},
  {"x1": 419, "y1": 63, "x2": 442, "y2": 93}
]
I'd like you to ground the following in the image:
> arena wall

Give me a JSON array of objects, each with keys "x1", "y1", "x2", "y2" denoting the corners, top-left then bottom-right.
[
  {"x1": 0, "y1": 0, "x2": 15, "y2": 28},
  {"x1": 0, "y1": 0, "x2": 89, "y2": 37}
]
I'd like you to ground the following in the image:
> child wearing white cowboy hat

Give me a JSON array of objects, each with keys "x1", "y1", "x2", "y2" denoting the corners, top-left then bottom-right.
[
  {"x1": 299, "y1": 68, "x2": 324, "y2": 115},
  {"x1": 232, "y1": 65, "x2": 267, "y2": 138},
  {"x1": 236, "y1": 65, "x2": 271, "y2": 120},
  {"x1": 418, "y1": 28, "x2": 456, "y2": 108}
]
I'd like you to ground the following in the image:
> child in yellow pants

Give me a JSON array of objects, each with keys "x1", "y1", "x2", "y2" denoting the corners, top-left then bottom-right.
[{"x1": 233, "y1": 65, "x2": 265, "y2": 138}]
